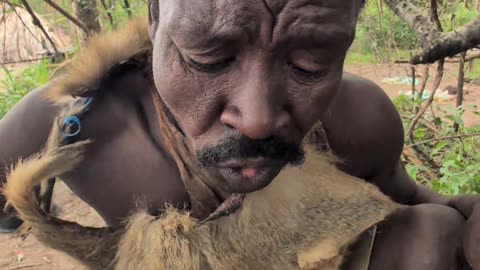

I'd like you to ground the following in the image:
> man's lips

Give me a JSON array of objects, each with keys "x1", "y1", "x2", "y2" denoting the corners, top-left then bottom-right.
[
  {"x1": 216, "y1": 158, "x2": 281, "y2": 169},
  {"x1": 215, "y1": 158, "x2": 285, "y2": 188}
]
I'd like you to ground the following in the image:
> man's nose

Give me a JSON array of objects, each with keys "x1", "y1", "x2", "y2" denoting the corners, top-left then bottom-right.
[{"x1": 220, "y1": 70, "x2": 291, "y2": 140}]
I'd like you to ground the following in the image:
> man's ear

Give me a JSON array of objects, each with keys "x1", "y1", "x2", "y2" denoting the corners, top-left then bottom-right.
[{"x1": 148, "y1": 0, "x2": 159, "y2": 41}]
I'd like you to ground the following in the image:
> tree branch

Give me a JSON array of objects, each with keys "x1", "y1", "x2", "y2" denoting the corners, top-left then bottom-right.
[
  {"x1": 19, "y1": 0, "x2": 59, "y2": 53},
  {"x1": 413, "y1": 66, "x2": 430, "y2": 114},
  {"x1": 43, "y1": 0, "x2": 89, "y2": 35},
  {"x1": 410, "y1": 17, "x2": 480, "y2": 64},
  {"x1": 383, "y1": 0, "x2": 480, "y2": 65},
  {"x1": 383, "y1": 0, "x2": 441, "y2": 49},
  {"x1": 99, "y1": 0, "x2": 115, "y2": 29},
  {"x1": 4, "y1": 1, "x2": 45, "y2": 48},
  {"x1": 0, "y1": 0, "x2": 22, "y2": 8},
  {"x1": 405, "y1": 133, "x2": 480, "y2": 149},
  {"x1": 453, "y1": 52, "x2": 466, "y2": 132},
  {"x1": 123, "y1": 0, "x2": 131, "y2": 18},
  {"x1": 445, "y1": 51, "x2": 480, "y2": 62},
  {"x1": 406, "y1": 60, "x2": 444, "y2": 139},
  {"x1": 430, "y1": 0, "x2": 443, "y2": 31}
]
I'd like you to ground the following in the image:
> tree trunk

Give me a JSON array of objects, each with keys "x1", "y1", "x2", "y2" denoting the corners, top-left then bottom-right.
[{"x1": 72, "y1": 0, "x2": 101, "y2": 39}]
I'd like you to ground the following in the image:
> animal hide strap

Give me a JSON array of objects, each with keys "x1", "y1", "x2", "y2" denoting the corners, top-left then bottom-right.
[{"x1": 148, "y1": 84, "x2": 230, "y2": 219}]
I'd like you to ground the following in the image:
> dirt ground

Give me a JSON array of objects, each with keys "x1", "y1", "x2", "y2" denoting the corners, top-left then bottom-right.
[
  {"x1": 0, "y1": 182, "x2": 103, "y2": 270},
  {"x1": 0, "y1": 62, "x2": 479, "y2": 270}
]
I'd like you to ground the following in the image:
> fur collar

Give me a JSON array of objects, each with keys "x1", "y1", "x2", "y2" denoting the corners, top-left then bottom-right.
[{"x1": 46, "y1": 17, "x2": 151, "y2": 102}]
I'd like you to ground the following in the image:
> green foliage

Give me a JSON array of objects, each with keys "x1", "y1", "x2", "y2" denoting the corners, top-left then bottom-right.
[
  {"x1": 345, "y1": 51, "x2": 375, "y2": 65},
  {"x1": 98, "y1": 0, "x2": 148, "y2": 31},
  {"x1": 395, "y1": 95, "x2": 480, "y2": 195},
  {"x1": 465, "y1": 61, "x2": 480, "y2": 80},
  {"x1": 440, "y1": 2, "x2": 478, "y2": 32},
  {"x1": 0, "y1": 61, "x2": 53, "y2": 118},
  {"x1": 351, "y1": 0, "x2": 418, "y2": 59},
  {"x1": 351, "y1": 0, "x2": 477, "y2": 63}
]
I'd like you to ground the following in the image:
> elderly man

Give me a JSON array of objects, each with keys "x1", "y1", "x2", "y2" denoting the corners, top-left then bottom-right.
[{"x1": 0, "y1": 1, "x2": 478, "y2": 269}]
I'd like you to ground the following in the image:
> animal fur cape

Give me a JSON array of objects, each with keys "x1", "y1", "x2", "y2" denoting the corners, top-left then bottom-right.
[{"x1": 3, "y1": 17, "x2": 401, "y2": 270}]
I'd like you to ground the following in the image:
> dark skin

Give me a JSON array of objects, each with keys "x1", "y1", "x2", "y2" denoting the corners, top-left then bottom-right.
[{"x1": 0, "y1": 0, "x2": 479, "y2": 269}]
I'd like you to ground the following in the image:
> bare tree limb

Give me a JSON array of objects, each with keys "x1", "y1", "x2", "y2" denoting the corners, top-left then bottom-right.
[
  {"x1": 410, "y1": 54, "x2": 416, "y2": 96},
  {"x1": 430, "y1": 0, "x2": 443, "y2": 31},
  {"x1": 405, "y1": 133, "x2": 480, "y2": 149},
  {"x1": 383, "y1": 0, "x2": 441, "y2": 49},
  {"x1": 407, "y1": 60, "x2": 444, "y2": 141},
  {"x1": 99, "y1": 0, "x2": 115, "y2": 29},
  {"x1": 43, "y1": 0, "x2": 89, "y2": 35},
  {"x1": 413, "y1": 66, "x2": 430, "y2": 114},
  {"x1": 19, "y1": 0, "x2": 59, "y2": 54},
  {"x1": 0, "y1": 0, "x2": 22, "y2": 8},
  {"x1": 123, "y1": 0, "x2": 131, "y2": 18},
  {"x1": 453, "y1": 52, "x2": 466, "y2": 132},
  {"x1": 4, "y1": 1, "x2": 46, "y2": 48},
  {"x1": 406, "y1": 59, "x2": 444, "y2": 178},
  {"x1": 384, "y1": 0, "x2": 480, "y2": 65},
  {"x1": 411, "y1": 17, "x2": 480, "y2": 64},
  {"x1": 445, "y1": 51, "x2": 480, "y2": 62}
]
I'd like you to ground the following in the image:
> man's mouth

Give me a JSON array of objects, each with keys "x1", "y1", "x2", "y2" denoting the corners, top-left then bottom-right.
[{"x1": 215, "y1": 158, "x2": 285, "y2": 192}]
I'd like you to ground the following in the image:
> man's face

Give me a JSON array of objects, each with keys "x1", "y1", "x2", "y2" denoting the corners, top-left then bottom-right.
[{"x1": 149, "y1": 0, "x2": 361, "y2": 193}]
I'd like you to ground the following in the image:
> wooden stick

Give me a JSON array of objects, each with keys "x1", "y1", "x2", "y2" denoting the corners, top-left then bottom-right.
[
  {"x1": 406, "y1": 60, "x2": 444, "y2": 140},
  {"x1": 20, "y1": 0, "x2": 59, "y2": 53},
  {"x1": 123, "y1": 0, "x2": 132, "y2": 18},
  {"x1": 453, "y1": 52, "x2": 466, "y2": 132},
  {"x1": 405, "y1": 133, "x2": 480, "y2": 149},
  {"x1": 43, "y1": 0, "x2": 89, "y2": 35},
  {"x1": 99, "y1": 0, "x2": 115, "y2": 29}
]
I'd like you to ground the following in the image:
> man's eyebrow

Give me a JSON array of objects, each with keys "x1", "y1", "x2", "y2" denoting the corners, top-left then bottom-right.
[
  {"x1": 275, "y1": 24, "x2": 354, "y2": 49},
  {"x1": 173, "y1": 20, "x2": 258, "y2": 50}
]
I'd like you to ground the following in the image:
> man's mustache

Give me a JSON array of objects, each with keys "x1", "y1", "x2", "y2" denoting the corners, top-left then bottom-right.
[{"x1": 195, "y1": 135, "x2": 305, "y2": 169}]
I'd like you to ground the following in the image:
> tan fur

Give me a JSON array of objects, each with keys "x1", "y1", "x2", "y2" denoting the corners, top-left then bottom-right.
[
  {"x1": 45, "y1": 16, "x2": 150, "y2": 102},
  {"x1": 116, "y1": 147, "x2": 400, "y2": 270},
  {"x1": 3, "y1": 138, "x2": 400, "y2": 270},
  {"x1": 2, "y1": 120, "x2": 120, "y2": 270}
]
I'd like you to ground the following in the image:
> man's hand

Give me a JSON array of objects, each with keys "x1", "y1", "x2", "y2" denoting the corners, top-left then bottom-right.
[{"x1": 448, "y1": 195, "x2": 480, "y2": 268}]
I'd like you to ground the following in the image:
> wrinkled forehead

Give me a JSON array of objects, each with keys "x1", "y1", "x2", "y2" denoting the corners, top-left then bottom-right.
[{"x1": 157, "y1": 0, "x2": 362, "y2": 45}]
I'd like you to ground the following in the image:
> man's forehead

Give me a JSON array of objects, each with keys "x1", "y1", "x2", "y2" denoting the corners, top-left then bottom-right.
[{"x1": 160, "y1": 0, "x2": 362, "y2": 41}]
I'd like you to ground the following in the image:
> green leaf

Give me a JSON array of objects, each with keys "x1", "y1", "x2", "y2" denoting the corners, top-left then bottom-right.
[
  {"x1": 433, "y1": 117, "x2": 443, "y2": 126},
  {"x1": 435, "y1": 141, "x2": 448, "y2": 150},
  {"x1": 413, "y1": 128, "x2": 427, "y2": 140},
  {"x1": 406, "y1": 164, "x2": 419, "y2": 181}
]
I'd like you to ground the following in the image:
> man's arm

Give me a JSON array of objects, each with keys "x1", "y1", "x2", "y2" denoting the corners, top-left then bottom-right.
[
  {"x1": 370, "y1": 159, "x2": 448, "y2": 205},
  {"x1": 325, "y1": 73, "x2": 447, "y2": 205},
  {"x1": 0, "y1": 85, "x2": 58, "y2": 221}
]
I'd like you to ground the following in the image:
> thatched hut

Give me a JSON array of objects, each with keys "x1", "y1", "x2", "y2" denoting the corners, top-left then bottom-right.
[{"x1": 0, "y1": 3, "x2": 72, "y2": 64}]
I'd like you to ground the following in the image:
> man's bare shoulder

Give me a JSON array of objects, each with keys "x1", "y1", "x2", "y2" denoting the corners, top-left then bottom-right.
[
  {"x1": 0, "y1": 64, "x2": 152, "y2": 169},
  {"x1": 320, "y1": 73, "x2": 404, "y2": 179}
]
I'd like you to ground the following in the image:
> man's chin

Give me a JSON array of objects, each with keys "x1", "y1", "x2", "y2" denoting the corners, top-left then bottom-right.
[{"x1": 216, "y1": 165, "x2": 284, "y2": 193}]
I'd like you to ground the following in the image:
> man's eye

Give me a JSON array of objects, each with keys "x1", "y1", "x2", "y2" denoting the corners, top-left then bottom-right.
[
  {"x1": 288, "y1": 63, "x2": 327, "y2": 80},
  {"x1": 188, "y1": 58, "x2": 234, "y2": 73}
]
